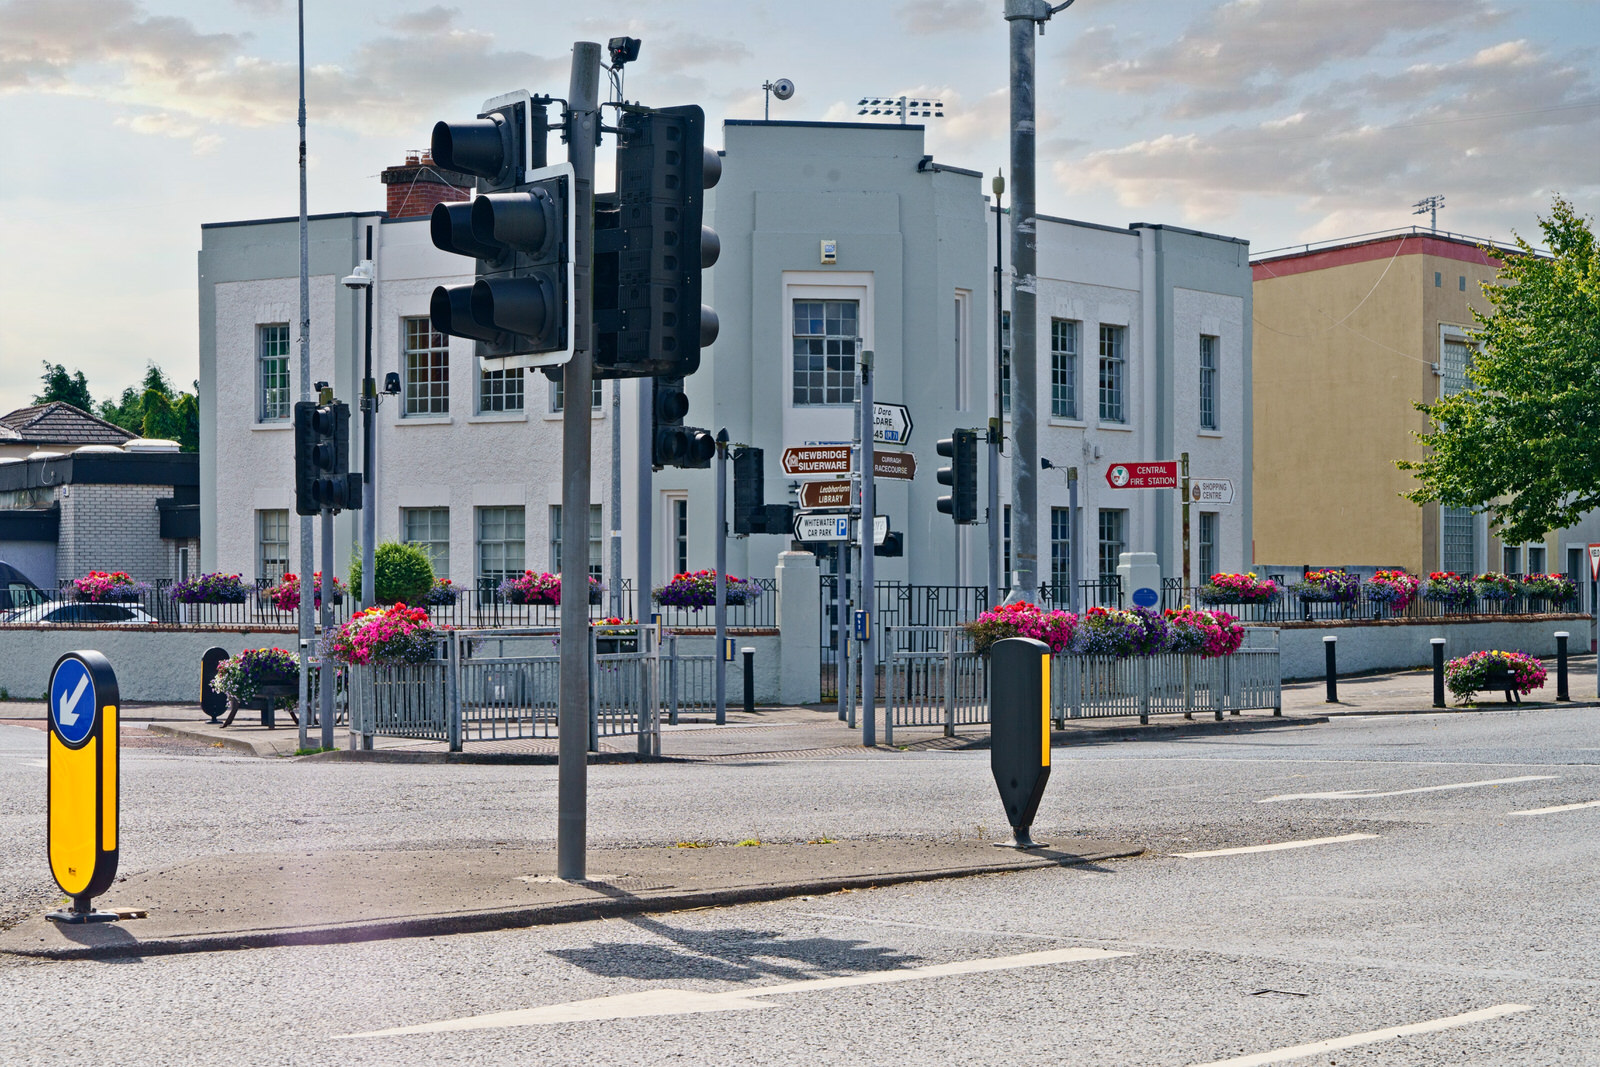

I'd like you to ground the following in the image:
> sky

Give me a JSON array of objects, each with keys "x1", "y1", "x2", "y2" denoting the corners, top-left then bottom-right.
[{"x1": 1, "y1": 0, "x2": 1596, "y2": 416}]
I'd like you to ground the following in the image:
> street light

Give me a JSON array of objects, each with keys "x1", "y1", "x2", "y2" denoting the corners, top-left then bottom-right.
[
  {"x1": 342, "y1": 229, "x2": 377, "y2": 608},
  {"x1": 855, "y1": 95, "x2": 945, "y2": 124}
]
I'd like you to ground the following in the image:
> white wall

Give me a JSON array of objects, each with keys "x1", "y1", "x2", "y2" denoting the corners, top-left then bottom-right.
[{"x1": 1275, "y1": 617, "x2": 1586, "y2": 681}]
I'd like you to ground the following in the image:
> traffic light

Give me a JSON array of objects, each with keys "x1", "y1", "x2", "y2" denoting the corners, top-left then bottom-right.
[
  {"x1": 651, "y1": 377, "x2": 714, "y2": 469},
  {"x1": 427, "y1": 91, "x2": 573, "y2": 370},
  {"x1": 293, "y1": 401, "x2": 360, "y2": 515},
  {"x1": 731, "y1": 448, "x2": 797, "y2": 533},
  {"x1": 875, "y1": 532, "x2": 904, "y2": 557},
  {"x1": 936, "y1": 429, "x2": 978, "y2": 524},
  {"x1": 596, "y1": 104, "x2": 721, "y2": 379}
]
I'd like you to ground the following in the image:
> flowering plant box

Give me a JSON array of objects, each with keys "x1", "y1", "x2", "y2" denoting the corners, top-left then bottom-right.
[
  {"x1": 1364, "y1": 570, "x2": 1420, "y2": 610},
  {"x1": 498, "y1": 571, "x2": 601, "y2": 606},
  {"x1": 1444, "y1": 649, "x2": 1545, "y2": 701},
  {"x1": 1294, "y1": 569, "x2": 1360, "y2": 603},
  {"x1": 1521, "y1": 573, "x2": 1577, "y2": 604},
  {"x1": 1422, "y1": 571, "x2": 1474, "y2": 607},
  {"x1": 169, "y1": 572, "x2": 250, "y2": 604},
  {"x1": 1162, "y1": 607, "x2": 1244, "y2": 657},
  {"x1": 261, "y1": 573, "x2": 346, "y2": 612},
  {"x1": 327, "y1": 602, "x2": 446, "y2": 666},
  {"x1": 73, "y1": 571, "x2": 149, "y2": 602},
  {"x1": 963, "y1": 601, "x2": 1076, "y2": 654},
  {"x1": 211, "y1": 647, "x2": 300, "y2": 706},
  {"x1": 424, "y1": 578, "x2": 461, "y2": 606},
  {"x1": 1070, "y1": 606, "x2": 1169, "y2": 658},
  {"x1": 1473, "y1": 572, "x2": 1519, "y2": 601},
  {"x1": 652, "y1": 570, "x2": 763, "y2": 610},
  {"x1": 1195, "y1": 573, "x2": 1279, "y2": 605}
]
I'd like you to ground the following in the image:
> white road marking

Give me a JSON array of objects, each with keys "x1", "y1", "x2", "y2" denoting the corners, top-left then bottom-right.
[
  {"x1": 1510, "y1": 799, "x2": 1600, "y2": 816},
  {"x1": 340, "y1": 946, "x2": 1129, "y2": 1037},
  {"x1": 1259, "y1": 774, "x2": 1558, "y2": 802},
  {"x1": 1187, "y1": 1002, "x2": 1534, "y2": 1066},
  {"x1": 1174, "y1": 833, "x2": 1379, "y2": 859}
]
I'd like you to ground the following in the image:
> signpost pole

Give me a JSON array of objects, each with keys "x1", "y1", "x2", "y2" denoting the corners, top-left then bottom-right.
[
  {"x1": 714, "y1": 430, "x2": 729, "y2": 725},
  {"x1": 1180, "y1": 451, "x2": 1191, "y2": 596},
  {"x1": 860, "y1": 352, "x2": 876, "y2": 746},
  {"x1": 319, "y1": 508, "x2": 334, "y2": 750}
]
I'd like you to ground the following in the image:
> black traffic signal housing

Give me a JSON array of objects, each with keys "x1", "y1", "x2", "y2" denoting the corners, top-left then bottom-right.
[
  {"x1": 936, "y1": 428, "x2": 978, "y2": 524},
  {"x1": 651, "y1": 377, "x2": 714, "y2": 469},
  {"x1": 875, "y1": 532, "x2": 904, "y2": 557},
  {"x1": 732, "y1": 448, "x2": 797, "y2": 534},
  {"x1": 294, "y1": 401, "x2": 361, "y2": 514},
  {"x1": 596, "y1": 104, "x2": 721, "y2": 379},
  {"x1": 428, "y1": 92, "x2": 572, "y2": 369}
]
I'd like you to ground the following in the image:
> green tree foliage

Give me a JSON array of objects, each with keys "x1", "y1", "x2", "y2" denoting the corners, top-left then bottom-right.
[
  {"x1": 1400, "y1": 197, "x2": 1600, "y2": 544},
  {"x1": 33, "y1": 362, "x2": 94, "y2": 411},
  {"x1": 96, "y1": 363, "x2": 199, "y2": 452},
  {"x1": 349, "y1": 542, "x2": 435, "y2": 605},
  {"x1": 98, "y1": 386, "x2": 145, "y2": 434}
]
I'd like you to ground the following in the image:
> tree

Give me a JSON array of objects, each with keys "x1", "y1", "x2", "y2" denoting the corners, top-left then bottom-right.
[
  {"x1": 349, "y1": 542, "x2": 435, "y2": 605},
  {"x1": 33, "y1": 362, "x2": 94, "y2": 411},
  {"x1": 1400, "y1": 197, "x2": 1600, "y2": 545}
]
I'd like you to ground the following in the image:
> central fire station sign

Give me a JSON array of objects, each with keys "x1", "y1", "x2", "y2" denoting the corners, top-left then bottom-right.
[{"x1": 1105, "y1": 461, "x2": 1178, "y2": 489}]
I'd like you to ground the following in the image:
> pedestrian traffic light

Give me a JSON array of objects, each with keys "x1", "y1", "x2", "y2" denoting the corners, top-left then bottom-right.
[
  {"x1": 651, "y1": 377, "x2": 714, "y2": 469},
  {"x1": 427, "y1": 91, "x2": 573, "y2": 370},
  {"x1": 936, "y1": 429, "x2": 978, "y2": 524},
  {"x1": 596, "y1": 104, "x2": 721, "y2": 379},
  {"x1": 294, "y1": 401, "x2": 361, "y2": 515}
]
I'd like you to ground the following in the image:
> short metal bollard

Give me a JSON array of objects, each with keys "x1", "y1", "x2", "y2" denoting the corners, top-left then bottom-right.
[
  {"x1": 1431, "y1": 638, "x2": 1447, "y2": 708},
  {"x1": 1555, "y1": 631, "x2": 1570, "y2": 701},
  {"x1": 741, "y1": 647, "x2": 756, "y2": 715},
  {"x1": 1323, "y1": 635, "x2": 1338, "y2": 703}
]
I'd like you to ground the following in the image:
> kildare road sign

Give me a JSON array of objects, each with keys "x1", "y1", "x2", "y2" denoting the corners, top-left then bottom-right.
[
  {"x1": 1106, "y1": 461, "x2": 1178, "y2": 489},
  {"x1": 782, "y1": 445, "x2": 852, "y2": 478},
  {"x1": 794, "y1": 513, "x2": 851, "y2": 541},
  {"x1": 872, "y1": 402, "x2": 913, "y2": 446}
]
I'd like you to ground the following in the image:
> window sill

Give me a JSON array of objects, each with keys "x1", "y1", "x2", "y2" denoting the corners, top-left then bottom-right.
[
  {"x1": 468, "y1": 412, "x2": 529, "y2": 424},
  {"x1": 251, "y1": 422, "x2": 293, "y2": 431},
  {"x1": 1095, "y1": 423, "x2": 1134, "y2": 432},
  {"x1": 397, "y1": 415, "x2": 454, "y2": 426},
  {"x1": 1047, "y1": 417, "x2": 1086, "y2": 428},
  {"x1": 1196, "y1": 430, "x2": 1224, "y2": 438}
]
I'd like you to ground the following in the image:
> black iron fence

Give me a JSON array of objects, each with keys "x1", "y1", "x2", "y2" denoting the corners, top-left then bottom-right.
[{"x1": 1158, "y1": 575, "x2": 1584, "y2": 622}]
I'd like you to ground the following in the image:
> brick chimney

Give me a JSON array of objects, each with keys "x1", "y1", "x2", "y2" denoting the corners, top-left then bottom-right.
[{"x1": 381, "y1": 151, "x2": 473, "y2": 219}]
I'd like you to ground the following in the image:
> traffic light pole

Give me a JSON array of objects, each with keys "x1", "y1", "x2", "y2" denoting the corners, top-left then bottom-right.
[
  {"x1": 714, "y1": 431, "x2": 728, "y2": 725},
  {"x1": 319, "y1": 509, "x2": 335, "y2": 750},
  {"x1": 557, "y1": 41, "x2": 601, "y2": 883},
  {"x1": 860, "y1": 351, "x2": 877, "y2": 747},
  {"x1": 360, "y1": 225, "x2": 376, "y2": 611},
  {"x1": 295, "y1": 0, "x2": 313, "y2": 754}
]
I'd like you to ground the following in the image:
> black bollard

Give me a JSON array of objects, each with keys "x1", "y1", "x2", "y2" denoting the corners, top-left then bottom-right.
[
  {"x1": 742, "y1": 647, "x2": 756, "y2": 715},
  {"x1": 1431, "y1": 638, "x2": 1446, "y2": 708},
  {"x1": 988, "y1": 637, "x2": 1052, "y2": 850},
  {"x1": 1323, "y1": 635, "x2": 1338, "y2": 703},
  {"x1": 1555, "y1": 631, "x2": 1570, "y2": 701}
]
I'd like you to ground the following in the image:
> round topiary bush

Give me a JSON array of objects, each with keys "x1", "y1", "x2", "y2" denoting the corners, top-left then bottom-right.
[{"x1": 350, "y1": 542, "x2": 436, "y2": 605}]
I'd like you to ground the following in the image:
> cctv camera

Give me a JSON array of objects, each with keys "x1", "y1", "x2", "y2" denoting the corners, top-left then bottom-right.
[
  {"x1": 383, "y1": 372, "x2": 401, "y2": 395},
  {"x1": 771, "y1": 78, "x2": 795, "y2": 101},
  {"x1": 342, "y1": 261, "x2": 373, "y2": 289}
]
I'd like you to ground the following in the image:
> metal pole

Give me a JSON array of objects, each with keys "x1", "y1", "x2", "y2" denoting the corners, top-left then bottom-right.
[
  {"x1": 860, "y1": 350, "x2": 876, "y2": 746},
  {"x1": 714, "y1": 430, "x2": 729, "y2": 725},
  {"x1": 361, "y1": 225, "x2": 376, "y2": 610},
  {"x1": 1004, "y1": 0, "x2": 1043, "y2": 602},
  {"x1": 295, "y1": 0, "x2": 313, "y2": 748},
  {"x1": 610, "y1": 380, "x2": 623, "y2": 619},
  {"x1": 1431, "y1": 637, "x2": 1446, "y2": 708},
  {"x1": 319, "y1": 509, "x2": 334, "y2": 749},
  {"x1": 1555, "y1": 631, "x2": 1570, "y2": 701},
  {"x1": 1180, "y1": 451, "x2": 1191, "y2": 594},
  {"x1": 558, "y1": 41, "x2": 601, "y2": 883},
  {"x1": 1068, "y1": 467, "x2": 1080, "y2": 614},
  {"x1": 1323, "y1": 635, "x2": 1338, "y2": 703},
  {"x1": 636, "y1": 381, "x2": 652, "y2": 641},
  {"x1": 989, "y1": 177, "x2": 1004, "y2": 606}
]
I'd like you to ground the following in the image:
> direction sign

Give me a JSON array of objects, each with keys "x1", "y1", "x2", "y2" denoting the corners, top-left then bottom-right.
[
  {"x1": 47, "y1": 650, "x2": 120, "y2": 916},
  {"x1": 1105, "y1": 461, "x2": 1178, "y2": 489},
  {"x1": 794, "y1": 513, "x2": 851, "y2": 541},
  {"x1": 874, "y1": 514, "x2": 889, "y2": 546},
  {"x1": 1189, "y1": 478, "x2": 1235, "y2": 505},
  {"x1": 872, "y1": 450, "x2": 916, "y2": 481},
  {"x1": 782, "y1": 445, "x2": 852, "y2": 478},
  {"x1": 872, "y1": 402, "x2": 913, "y2": 446},
  {"x1": 798, "y1": 480, "x2": 853, "y2": 510}
]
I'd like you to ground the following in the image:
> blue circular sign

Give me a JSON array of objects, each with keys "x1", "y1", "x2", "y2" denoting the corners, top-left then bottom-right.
[
  {"x1": 50, "y1": 657, "x2": 97, "y2": 748},
  {"x1": 1132, "y1": 586, "x2": 1159, "y2": 608}
]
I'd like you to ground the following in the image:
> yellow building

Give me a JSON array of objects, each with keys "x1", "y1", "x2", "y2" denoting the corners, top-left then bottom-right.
[{"x1": 1251, "y1": 230, "x2": 1553, "y2": 578}]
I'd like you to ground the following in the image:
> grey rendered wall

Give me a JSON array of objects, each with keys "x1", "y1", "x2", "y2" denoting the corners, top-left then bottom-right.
[
  {"x1": 1275, "y1": 617, "x2": 1585, "y2": 680},
  {"x1": 0, "y1": 628, "x2": 303, "y2": 704}
]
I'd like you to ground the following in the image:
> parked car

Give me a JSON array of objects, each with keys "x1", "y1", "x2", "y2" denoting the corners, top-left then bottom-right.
[
  {"x1": 0, "y1": 560, "x2": 47, "y2": 611},
  {"x1": 0, "y1": 602, "x2": 157, "y2": 626}
]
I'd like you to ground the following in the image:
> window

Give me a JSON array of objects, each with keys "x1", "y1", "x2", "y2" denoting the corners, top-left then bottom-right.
[
  {"x1": 1002, "y1": 504, "x2": 1011, "y2": 580},
  {"x1": 403, "y1": 316, "x2": 450, "y2": 415},
  {"x1": 1198, "y1": 512, "x2": 1218, "y2": 582},
  {"x1": 792, "y1": 299, "x2": 858, "y2": 405},
  {"x1": 953, "y1": 291, "x2": 970, "y2": 410},
  {"x1": 479, "y1": 365, "x2": 523, "y2": 413},
  {"x1": 1050, "y1": 319, "x2": 1079, "y2": 419},
  {"x1": 476, "y1": 506, "x2": 525, "y2": 590},
  {"x1": 1527, "y1": 545, "x2": 1545, "y2": 575},
  {"x1": 1441, "y1": 506, "x2": 1475, "y2": 574},
  {"x1": 671, "y1": 496, "x2": 689, "y2": 575},
  {"x1": 1568, "y1": 547, "x2": 1585, "y2": 611},
  {"x1": 1000, "y1": 311, "x2": 1011, "y2": 415},
  {"x1": 1050, "y1": 507, "x2": 1071, "y2": 593},
  {"x1": 258, "y1": 324, "x2": 291, "y2": 421},
  {"x1": 1199, "y1": 335, "x2": 1218, "y2": 430},
  {"x1": 1098, "y1": 324, "x2": 1125, "y2": 423},
  {"x1": 1440, "y1": 336, "x2": 1475, "y2": 398},
  {"x1": 257, "y1": 509, "x2": 289, "y2": 581},
  {"x1": 1097, "y1": 508, "x2": 1126, "y2": 590},
  {"x1": 550, "y1": 372, "x2": 603, "y2": 412},
  {"x1": 1459, "y1": 275, "x2": 1466, "y2": 292},
  {"x1": 549, "y1": 504, "x2": 603, "y2": 580},
  {"x1": 1434, "y1": 271, "x2": 1442, "y2": 288},
  {"x1": 402, "y1": 507, "x2": 450, "y2": 578},
  {"x1": 1502, "y1": 545, "x2": 1521, "y2": 575}
]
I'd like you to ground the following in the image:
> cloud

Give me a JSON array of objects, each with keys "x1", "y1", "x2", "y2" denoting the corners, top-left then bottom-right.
[
  {"x1": 896, "y1": 0, "x2": 992, "y2": 36},
  {"x1": 1067, "y1": 0, "x2": 1508, "y2": 119},
  {"x1": 0, "y1": 0, "x2": 242, "y2": 91},
  {"x1": 232, "y1": 0, "x2": 281, "y2": 12}
]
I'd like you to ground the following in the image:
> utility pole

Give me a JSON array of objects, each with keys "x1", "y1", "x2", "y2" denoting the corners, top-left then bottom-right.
[
  {"x1": 714, "y1": 429, "x2": 729, "y2": 725},
  {"x1": 558, "y1": 41, "x2": 601, "y2": 882},
  {"x1": 989, "y1": 173, "x2": 1005, "y2": 606},
  {"x1": 1004, "y1": 0, "x2": 1075, "y2": 603},
  {"x1": 295, "y1": 0, "x2": 313, "y2": 752},
  {"x1": 357, "y1": 227, "x2": 376, "y2": 609},
  {"x1": 610, "y1": 380, "x2": 623, "y2": 619},
  {"x1": 859, "y1": 350, "x2": 876, "y2": 747}
]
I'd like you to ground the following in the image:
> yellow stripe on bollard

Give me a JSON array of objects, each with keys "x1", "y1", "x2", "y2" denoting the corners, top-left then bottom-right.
[
  {"x1": 102, "y1": 705, "x2": 117, "y2": 850},
  {"x1": 1040, "y1": 653, "x2": 1051, "y2": 768}
]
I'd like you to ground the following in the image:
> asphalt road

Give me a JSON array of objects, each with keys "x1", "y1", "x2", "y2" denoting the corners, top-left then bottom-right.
[{"x1": 2, "y1": 707, "x2": 1598, "y2": 1065}]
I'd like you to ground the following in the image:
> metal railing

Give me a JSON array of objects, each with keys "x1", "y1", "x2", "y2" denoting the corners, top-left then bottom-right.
[{"x1": 1158, "y1": 577, "x2": 1583, "y2": 622}]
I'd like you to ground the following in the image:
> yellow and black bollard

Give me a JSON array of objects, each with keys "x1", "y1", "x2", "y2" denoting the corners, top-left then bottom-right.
[
  {"x1": 45, "y1": 651, "x2": 121, "y2": 923},
  {"x1": 989, "y1": 637, "x2": 1052, "y2": 850}
]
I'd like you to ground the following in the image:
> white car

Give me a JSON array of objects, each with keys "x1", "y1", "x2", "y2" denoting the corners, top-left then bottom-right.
[{"x1": 0, "y1": 601, "x2": 158, "y2": 626}]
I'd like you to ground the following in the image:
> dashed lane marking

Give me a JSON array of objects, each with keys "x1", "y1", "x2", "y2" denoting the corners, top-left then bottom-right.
[
  {"x1": 1259, "y1": 774, "x2": 1558, "y2": 802},
  {"x1": 1510, "y1": 799, "x2": 1600, "y2": 816},
  {"x1": 1187, "y1": 1003, "x2": 1534, "y2": 1066},
  {"x1": 339, "y1": 946, "x2": 1130, "y2": 1037},
  {"x1": 1173, "y1": 833, "x2": 1379, "y2": 859}
]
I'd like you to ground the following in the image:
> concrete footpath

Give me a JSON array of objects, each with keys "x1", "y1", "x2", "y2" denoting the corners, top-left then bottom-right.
[{"x1": 0, "y1": 838, "x2": 1141, "y2": 961}]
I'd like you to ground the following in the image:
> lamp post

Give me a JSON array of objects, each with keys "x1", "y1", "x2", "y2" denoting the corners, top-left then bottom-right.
[{"x1": 342, "y1": 231, "x2": 376, "y2": 608}]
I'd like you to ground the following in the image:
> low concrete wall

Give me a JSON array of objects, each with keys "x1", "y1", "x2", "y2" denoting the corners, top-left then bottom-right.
[
  {"x1": 1276, "y1": 615, "x2": 1590, "y2": 680},
  {"x1": 0, "y1": 626, "x2": 301, "y2": 704}
]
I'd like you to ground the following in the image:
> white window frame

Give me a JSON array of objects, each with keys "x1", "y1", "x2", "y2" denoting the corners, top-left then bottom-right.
[
  {"x1": 476, "y1": 505, "x2": 525, "y2": 590},
  {"x1": 953, "y1": 290, "x2": 971, "y2": 410},
  {"x1": 401, "y1": 506, "x2": 451, "y2": 579},
  {"x1": 403, "y1": 316, "x2": 450, "y2": 416},
  {"x1": 1098, "y1": 324, "x2": 1126, "y2": 424},
  {"x1": 477, "y1": 360, "x2": 524, "y2": 414},
  {"x1": 257, "y1": 324, "x2": 292, "y2": 422},
  {"x1": 1199, "y1": 334, "x2": 1218, "y2": 431},
  {"x1": 1050, "y1": 319, "x2": 1079, "y2": 420},
  {"x1": 663, "y1": 492, "x2": 689, "y2": 579},
  {"x1": 257, "y1": 509, "x2": 290, "y2": 581}
]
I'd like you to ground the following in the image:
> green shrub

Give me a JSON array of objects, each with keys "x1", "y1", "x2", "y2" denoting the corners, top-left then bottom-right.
[{"x1": 349, "y1": 542, "x2": 436, "y2": 605}]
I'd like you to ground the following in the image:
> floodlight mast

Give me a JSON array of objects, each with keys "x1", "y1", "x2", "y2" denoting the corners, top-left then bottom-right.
[{"x1": 855, "y1": 95, "x2": 945, "y2": 124}]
